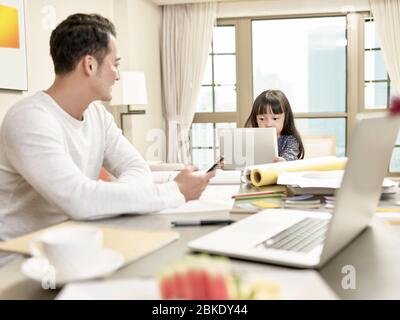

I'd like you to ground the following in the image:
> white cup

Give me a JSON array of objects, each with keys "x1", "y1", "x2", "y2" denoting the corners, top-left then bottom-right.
[{"x1": 29, "y1": 226, "x2": 104, "y2": 277}]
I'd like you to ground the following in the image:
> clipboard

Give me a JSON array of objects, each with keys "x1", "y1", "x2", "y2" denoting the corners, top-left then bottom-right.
[{"x1": 0, "y1": 221, "x2": 179, "y2": 265}]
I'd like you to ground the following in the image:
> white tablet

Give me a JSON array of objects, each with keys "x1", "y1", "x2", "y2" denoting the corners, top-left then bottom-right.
[{"x1": 218, "y1": 128, "x2": 278, "y2": 170}]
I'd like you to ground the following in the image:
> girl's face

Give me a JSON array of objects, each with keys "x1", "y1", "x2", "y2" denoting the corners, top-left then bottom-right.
[{"x1": 256, "y1": 107, "x2": 285, "y2": 137}]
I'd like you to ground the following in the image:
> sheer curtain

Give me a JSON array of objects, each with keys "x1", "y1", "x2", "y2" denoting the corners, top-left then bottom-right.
[
  {"x1": 370, "y1": 0, "x2": 400, "y2": 93},
  {"x1": 161, "y1": 2, "x2": 217, "y2": 164}
]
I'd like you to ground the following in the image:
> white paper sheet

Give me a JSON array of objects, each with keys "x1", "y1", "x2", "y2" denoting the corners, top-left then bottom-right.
[
  {"x1": 157, "y1": 185, "x2": 239, "y2": 214},
  {"x1": 278, "y1": 170, "x2": 398, "y2": 189},
  {"x1": 56, "y1": 270, "x2": 337, "y2": 300}
]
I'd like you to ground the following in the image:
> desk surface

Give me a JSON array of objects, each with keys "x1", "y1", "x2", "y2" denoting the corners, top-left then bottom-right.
[
  {"x1": 1, "y1": 186, "x2": 400, "y2": 300},
  {"x1": 1, "y1": 211, "x2": 400, "y2": 300}
]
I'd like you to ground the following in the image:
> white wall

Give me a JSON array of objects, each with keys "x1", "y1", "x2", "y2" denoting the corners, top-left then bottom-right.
[
  {"x1": 0, "y1": 0, "x2": 164, "y2": 160},
  {"x1": 111, "y1": 0, "x2": 164, "y2": 160},
  {"x1": 0, "y1": 0, "x2": 114, "y2": 122}
]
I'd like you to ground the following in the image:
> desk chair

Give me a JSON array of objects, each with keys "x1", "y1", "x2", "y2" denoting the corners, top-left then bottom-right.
[{"x1": 302, "y1": 135, "x2": 337, "y2": 159}]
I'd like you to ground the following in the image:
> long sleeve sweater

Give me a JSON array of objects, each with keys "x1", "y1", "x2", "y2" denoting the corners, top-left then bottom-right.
[{"x1": 0, "y1": 91, "x2": 185, "y2": 266}]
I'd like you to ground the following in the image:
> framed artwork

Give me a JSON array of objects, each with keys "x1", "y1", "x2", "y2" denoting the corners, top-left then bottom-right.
[{"x1": 0, "y1": 0, "x2": 28, "y2": 90}]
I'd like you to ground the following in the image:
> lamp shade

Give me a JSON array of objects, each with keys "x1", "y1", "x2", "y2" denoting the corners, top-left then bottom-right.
[{"x1": 111, "y1": 71, "x2": 148, "y2": 106}]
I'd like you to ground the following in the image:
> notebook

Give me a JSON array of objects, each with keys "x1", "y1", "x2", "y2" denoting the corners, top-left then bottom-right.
[
  {"x1": 0, "y1": 221, "x2": 179, "y2": 265},
  {"x1": 158, "y1": 185, "x2": 239, "y2": 214}
]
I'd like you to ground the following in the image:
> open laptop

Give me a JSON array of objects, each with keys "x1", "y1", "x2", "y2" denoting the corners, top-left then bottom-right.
[
  {"x1": 218, "y1": 128, "x2": 278, "y2": 170},
  {"x1": 189, "y1": 114, "x2": 400, "y2": 268}
]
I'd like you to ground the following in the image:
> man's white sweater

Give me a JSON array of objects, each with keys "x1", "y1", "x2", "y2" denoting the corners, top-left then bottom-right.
[{"x1": 0, "y1": 92, "x2": 185, "y2": 265}]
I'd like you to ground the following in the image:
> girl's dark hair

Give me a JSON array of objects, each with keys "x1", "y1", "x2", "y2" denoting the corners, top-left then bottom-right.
[
  {"x1": 50, "y1": 13, "x2": 116, "y2": 75},
  {"x1": 244, "y1": 89, "x2": 304, "y2": 159}
]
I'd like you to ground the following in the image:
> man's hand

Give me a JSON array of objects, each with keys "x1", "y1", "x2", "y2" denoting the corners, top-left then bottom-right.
[{"x1": 174, "y1": 165, "x2": 217, "y2": 201}]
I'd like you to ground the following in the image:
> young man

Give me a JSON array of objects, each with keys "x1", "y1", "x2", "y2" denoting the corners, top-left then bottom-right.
[{"x1": 0, "y1": 14, "x2": 215, "y2": 266}]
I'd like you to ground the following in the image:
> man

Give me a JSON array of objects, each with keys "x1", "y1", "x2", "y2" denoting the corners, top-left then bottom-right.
[{"x1": 0, "y1": 14, "x2": 215, "y2": 266}]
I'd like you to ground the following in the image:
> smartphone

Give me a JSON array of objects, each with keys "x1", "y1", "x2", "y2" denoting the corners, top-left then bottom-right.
[{"x1": 206, "y1": 155, "x2": 224, "y2": 173}]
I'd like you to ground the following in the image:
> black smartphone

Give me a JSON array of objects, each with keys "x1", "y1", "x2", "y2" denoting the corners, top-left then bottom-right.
[{"x1": 206, "y1": 155, "x2": 224, "y2": 173}]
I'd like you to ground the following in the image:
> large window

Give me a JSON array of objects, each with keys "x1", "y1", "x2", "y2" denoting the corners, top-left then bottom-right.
[
  {"x1": 364, "y1": 18, "x2": 396, "y2": 109},
  {"x1": 190, "y1": 13, "x2": 399, "y2": 175},
  {"x1": 364, "y1": 17, "x2": 399, "y2": 172},
  {"x1": 252, "y1": 16, "x2": 347, "y2": 156},
  {"x1": 191, "y1": 25, "x2": 237, "y2": 169}
]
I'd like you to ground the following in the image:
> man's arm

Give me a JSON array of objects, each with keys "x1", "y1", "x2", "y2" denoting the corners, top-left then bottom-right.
[
  {"x1": 101, "y1": 105, "x2": 153, "y2": 184},
  {"x1": 2, "y1": 106, "x2": 184, "y2": 220}
]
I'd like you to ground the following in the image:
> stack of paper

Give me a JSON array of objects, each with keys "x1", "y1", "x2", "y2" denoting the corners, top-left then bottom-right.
[
  {"x1": 277, "y1": 170, "x2": 398, "y2": 196},
  {"x1": 230, "y1": 185, "x2": 286, "y2": 213},
  {"x1": 283, "y1": 194, "x2": 321, "y2": 209}
]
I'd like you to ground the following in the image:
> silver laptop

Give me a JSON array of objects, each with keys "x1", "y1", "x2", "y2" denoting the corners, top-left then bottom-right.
[
  {"x1": 189, "y1": 114, "x2": 400, "y2": 268},
  {"x1": 218, "y1": 128, "x2": 278, "y2": 170}
]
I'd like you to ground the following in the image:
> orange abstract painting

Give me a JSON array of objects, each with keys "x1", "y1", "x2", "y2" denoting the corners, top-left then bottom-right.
[{"x1": 0, "y1": 4, "x2": 20, "y2": 49}]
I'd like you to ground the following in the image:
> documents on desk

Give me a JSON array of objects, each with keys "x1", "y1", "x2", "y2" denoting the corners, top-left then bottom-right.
[
  {"x1": 157, "y1": 185, "x2": 239, "y2": 214},
  {"x1": 277, "y1": 170, "x2": 398, "y2": 196},
  {"x1": 0, "y1": 221, "x2": 179, "y2": 265},
  {"x1": 230, "y1": 185, "x2": 286, "y2": 213},
  {"x1": 56, "y1": 268, "x2": 337, "y2": 300},
  {"x1": 243, "y1": 156, "x2": 348, "y2": 187}
]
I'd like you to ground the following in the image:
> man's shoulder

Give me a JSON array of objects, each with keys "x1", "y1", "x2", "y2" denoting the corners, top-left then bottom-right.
[
  {"x1": 2, "y1": 92, "x2": 58, "y2": 135},
  {"x1": 86, "y1": 101, "x2": 112, "y2": 123},
  {"x1": 4, "y1": 92, "x2": 53, "y2": 122},
  {"x1": 89, "y1": 100, "x2": 107, "y2": 112}
]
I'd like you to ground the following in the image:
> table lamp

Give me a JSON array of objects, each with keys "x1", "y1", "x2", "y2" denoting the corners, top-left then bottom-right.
[{"x1": 111, "y1": 71, "x2": 148, "y2": 134}]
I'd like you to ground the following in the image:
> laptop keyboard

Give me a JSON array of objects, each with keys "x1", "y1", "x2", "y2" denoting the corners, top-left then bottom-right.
[{"x1": 258, "y1": 217, "x2": 330, "y2": 253}]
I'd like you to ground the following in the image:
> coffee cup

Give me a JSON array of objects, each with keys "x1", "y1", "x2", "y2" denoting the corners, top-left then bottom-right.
[{"x1": 29, "y1": 226, "x2": 104, "y2": 277}]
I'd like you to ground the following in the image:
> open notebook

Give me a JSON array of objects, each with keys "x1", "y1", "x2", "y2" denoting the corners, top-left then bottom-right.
[
  {"x1": 153, "y1": 169, "x2": 242, "y2": 185},
  {"x1": 157, "y1": 185, "x2": 240, "y2": 214},
  {"x1": 0, "y1": 221, "x2": 179, "y2": 265}
]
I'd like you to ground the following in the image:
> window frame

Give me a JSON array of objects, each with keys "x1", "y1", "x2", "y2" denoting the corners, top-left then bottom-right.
[{"x1": 191, "y1": 11, "x2": 399, "y2": 176}]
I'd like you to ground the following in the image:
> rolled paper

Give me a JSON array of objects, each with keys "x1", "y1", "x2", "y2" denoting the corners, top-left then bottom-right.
[{"x1": 249, "y1": 156, "x2": 348, "y2": 187}]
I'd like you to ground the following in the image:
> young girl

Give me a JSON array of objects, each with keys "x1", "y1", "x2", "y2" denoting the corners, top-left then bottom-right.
[{"x1": 244, "y1": 89, "x2": 304, "y2": 162}]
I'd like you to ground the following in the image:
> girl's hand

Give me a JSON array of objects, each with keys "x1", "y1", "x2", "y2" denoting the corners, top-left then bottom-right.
[{"x1": 273, "y1": 156, "x2": 286, "y2": 163}]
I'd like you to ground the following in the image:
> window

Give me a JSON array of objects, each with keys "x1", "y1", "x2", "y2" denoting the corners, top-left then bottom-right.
[
  {"x1": 364, "y1": 17, "x2": 399, "y2": 173},
  {"x1": 190, "y1": 13, "x2": 399, "y2": 175},
  {"x1": 252, "y1": 16, "x2": 347, "y2": 156},
  {"x1": 364, "y1": 18, "x2": 396, "y2": 109},
  {"x1": 191, "y1": 25, "x2": 237, "y2": 169}
]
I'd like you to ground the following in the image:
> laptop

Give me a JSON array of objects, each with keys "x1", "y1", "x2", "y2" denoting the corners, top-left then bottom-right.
[
  {"x1": 218, "y1": 128, "x2": 278, "y2": 170},
  {"x1": 189, "y1": 114, "x2": 400, "y2": 268}
]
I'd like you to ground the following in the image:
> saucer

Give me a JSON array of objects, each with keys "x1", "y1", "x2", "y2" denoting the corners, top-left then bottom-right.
[{"x1": 21, "y1": 248, "x2": 124, "y2": 286}]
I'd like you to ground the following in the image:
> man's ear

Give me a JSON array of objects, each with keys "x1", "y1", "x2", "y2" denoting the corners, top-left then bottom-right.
[{"x1": 82, "y1": 55, "x2": 97, "y2": 76}]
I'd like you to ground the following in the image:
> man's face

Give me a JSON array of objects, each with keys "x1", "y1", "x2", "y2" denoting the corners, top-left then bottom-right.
[{"x1": 93, "y1": 35, "x2": 121, "y2": 101}]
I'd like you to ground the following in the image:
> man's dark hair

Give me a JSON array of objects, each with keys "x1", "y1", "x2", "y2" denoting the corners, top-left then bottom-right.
[{"x1": 50, "y1": 13, "x2": 116, "y2": 75}]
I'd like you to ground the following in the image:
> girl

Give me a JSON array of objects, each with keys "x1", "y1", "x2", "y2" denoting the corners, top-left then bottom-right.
[{"x1": 244, "y1": 89, "x2": 304, "y2": 161}]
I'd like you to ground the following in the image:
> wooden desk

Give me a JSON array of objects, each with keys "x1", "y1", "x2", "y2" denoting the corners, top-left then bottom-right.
[{"x1": 1, "y1": 208, "x2": 400, "y2": 300}]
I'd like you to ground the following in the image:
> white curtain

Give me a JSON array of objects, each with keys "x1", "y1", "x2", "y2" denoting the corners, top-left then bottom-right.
[
  {"x1": 370, "y1": 0, "x2": 400, "y2": 94},
  {"x1": 161, "y1": 2, "x2": 217, "y2": 164}
]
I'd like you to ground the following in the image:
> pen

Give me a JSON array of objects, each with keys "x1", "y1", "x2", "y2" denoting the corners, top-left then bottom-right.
[{"x1": 171, "y1": 219, "x2": 235, "y2": 227}]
